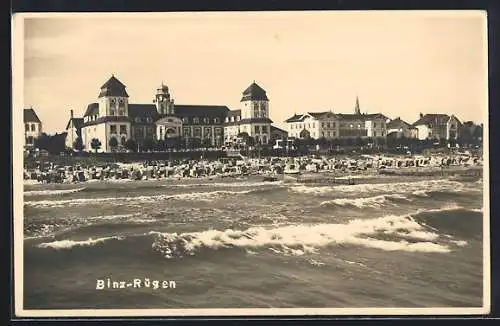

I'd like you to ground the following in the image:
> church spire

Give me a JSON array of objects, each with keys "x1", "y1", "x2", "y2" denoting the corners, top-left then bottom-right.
[{"x1": 354, "y1": 96, "x2": 361, "y2": 115}]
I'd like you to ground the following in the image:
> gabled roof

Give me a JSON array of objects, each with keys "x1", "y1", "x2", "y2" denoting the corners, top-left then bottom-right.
[
  {"x1": 239, "y1": 117, "x2": 274, "y2": 124},
  {"x1": 174, "y1": 105, "x2": 230, "y2": 117},
  {"x1": 84, "y1": 103, "x2": 99, "y2": 117},
  {"x1": 24, "y1": 108, "x2": 41, "y2": 123},
  {"x1": 65, "y1": 118, "x2": 84, "y2": 130},
  {"x1": 386, "y1": 117, "x2": 412, "y2": 130},
  {"x1": 413, "y1": 114, "x2": 452, "y2": 126},
  {"x1": 240, "y1": 82, "x2": 269, "y2": 102},
  {"x1": 98, "y1": 75, "x2": 129, "y2": 98}
]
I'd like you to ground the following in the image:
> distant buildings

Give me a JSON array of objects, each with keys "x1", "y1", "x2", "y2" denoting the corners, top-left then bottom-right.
[
  {"x1": 284, "y1": 97, "x2": 388, "y2": 140},
  {"x1": 65, "y1": 109, "x2": 84, "y2": 149},
  {"x1": 412, "y1": 113, "x2": 461, "y2": 141},
  {"x1": 24, "y1": 107, "x2": 42, "y2": 148}
]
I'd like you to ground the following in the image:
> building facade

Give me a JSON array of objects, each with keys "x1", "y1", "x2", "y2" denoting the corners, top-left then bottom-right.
[
  {"x1": 24, "y1": 108, "x2": 42, "y2": 148},
  {"x1": 74, "y1": 76, "x2": 275, "y2": 152},
  {"x1": 65, "y1": 109, "x2": 84, "y2": 149},
  {"x1": 412, "y1": 114, "x2": 461, "y2": 141},
  {"x1": 223, "y1": 82, "x2": 273, "y2": 145},
  {"x1": 386, "y1": 117, "x2": 418, "y2": 139},
  {"x1": 284, "y1": 97, "x2": 388, "y2": 140}
]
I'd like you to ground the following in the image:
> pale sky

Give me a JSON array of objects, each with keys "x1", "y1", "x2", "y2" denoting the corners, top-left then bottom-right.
[{"x1": 18, "y1": 11, "x2": 487, "y2": 133}]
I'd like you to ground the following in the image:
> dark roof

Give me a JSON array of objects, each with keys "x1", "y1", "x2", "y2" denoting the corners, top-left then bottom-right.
[
  {"x1": 227, "y1": 109, "x2": 241, "y2": 117},
  {"x1": 240, "y1": 82, "x2": 269, "y2": 102},
  {"x1": 364, "y1": 113, "x2": 389, "y2": 120},
  {"x1": 98, "y1": 75, "x2": 129, "y2": 98},
  {"x1": 387, "y1": 117, "x2": 410, "y2": 129},
  {"x1": 24, "y1": 108, "x2": 41, "y2": 123},
  {"x1": 271, "y1": 125, "x2": 288, "y2": 134},
  {"x1": 82, "y1": 116, "x2": 131, "y2": 127},
  {"x1": 174, "y1": 105, "x2": 230, "y2": 117},
  {"x1": 239, "y1": 117, "x2": 274, "y2": 124},
  {"x1": 413, "y1": 114, "x2": 452, "y2": 126},
  {"x1": 128, "y1": 104, "x2": 159, "y2": 121},
  {"x1": 65, "y1": 118, "x2": 84, "y2": 130},
  {"x1": 285, "y1": 114, "x2": 304, "y2": 123},
  {"x1": 84, "y1": 103, "x2": 99, "y2": 117}
]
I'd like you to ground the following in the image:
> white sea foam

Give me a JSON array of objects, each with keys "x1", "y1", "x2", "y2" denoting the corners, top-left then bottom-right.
[
  {"x1": 24, "y1": 187, "x2": 86, "y2": 196},
  {"x1": 289, "y1": 179, "x2": 465, "y2": 196},
  {"x1": 321, "y1": 194, "x2": 409, "y2": 208},
  {"x1": 151, "y1": 210, "x2": 457, "y2": 259},
  {"x1": 168, "y1": 181, "x2": 284, "y2": 188},
  {"x1": 24, "y1": 189, "x2": 253, "y2": 208},
  {"x1": 37, "y1": 235, "x2": 124, "y2": 249}
]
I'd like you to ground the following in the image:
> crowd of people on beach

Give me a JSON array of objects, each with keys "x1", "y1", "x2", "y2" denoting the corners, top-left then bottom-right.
[{"x1": 23, "y1": 151, "x2": 483, "y2": 184}]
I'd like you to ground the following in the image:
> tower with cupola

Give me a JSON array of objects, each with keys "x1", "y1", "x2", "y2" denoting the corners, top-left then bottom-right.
[
  {"x1": 154, "y1": 82, "x2": 175, "y2": 116},
  {"x1": 238, "y1": 81, "x2": 273, "y2": 144}
]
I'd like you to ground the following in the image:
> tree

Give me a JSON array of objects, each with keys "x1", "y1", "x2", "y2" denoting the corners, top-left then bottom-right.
[
  {"x1": 73, "y1": 136, "x2": 84, "y2": 152},
  {"x1": 124, "y1": 139, "x2": 137, "y2": 152},
  {"x1": 90, "y1": 138, "x2": 102, "y2": 153},
  {"x1": 34, "y1": 132, "x2": 66, "y2": 155},
  {"x1": 109, "y1": 137, "x2": 119, "y2": 152}
]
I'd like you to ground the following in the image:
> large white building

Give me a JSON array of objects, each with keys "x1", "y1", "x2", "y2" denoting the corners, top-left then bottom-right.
[
  {"x1": 24, "y1": 107, "x2": 42, "y2": 148},
  {"x1": 285, "y1": 97, "x2": 388, "y2": 140},
  {"x1": 72, "y1": 76, "x2": 276, "y2": 152}
]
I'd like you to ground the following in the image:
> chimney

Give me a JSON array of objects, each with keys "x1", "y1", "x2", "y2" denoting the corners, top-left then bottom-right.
[
  {"x1": 70, "y1": 109, "x2": 74, "y2": 119},
  {"x1": 419, "y1": 113, "x2": 423, "y2": 118}
]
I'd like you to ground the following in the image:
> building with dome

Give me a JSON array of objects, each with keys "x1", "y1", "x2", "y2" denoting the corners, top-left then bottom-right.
[{"x1": 73, "y1": 75, "x2": 278, "y2": 152}]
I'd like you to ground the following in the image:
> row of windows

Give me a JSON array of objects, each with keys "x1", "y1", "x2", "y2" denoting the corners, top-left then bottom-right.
[
  {"x1": 135, "y1": 117, "x2": 154, "y2": 123},
  {"x1": 254, "y1": 125, "x2": 269, "y2": 133},
  {"x1": 110, "y1": 125, "x2": 128, "y2": 135},
  {"x1": 85, "y1": 115, "x2": 99, "y2": 123},
  {"x1": 109, "y1": 109, "x2": 126, "y2": 116},
  {"x1": 25, "y1": 123, "x2": 38, "y2": 132}
]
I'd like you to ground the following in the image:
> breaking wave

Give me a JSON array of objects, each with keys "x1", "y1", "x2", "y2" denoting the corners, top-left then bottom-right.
[
  {"x1": 150, "y1": 206, "x2": 472, "y2": 259},
  {"x1": 37, "y1": 235, "x2": 124, "y2": 250},
  {"x1": 24, "y1": 189, "x2": 256, "y2": 208},
  {"x1": 24, "y1": 187, "x2": 86, "y2": 197},
  {"x1": 320, "y1": 194, "x2": 410, "y2": 208}
]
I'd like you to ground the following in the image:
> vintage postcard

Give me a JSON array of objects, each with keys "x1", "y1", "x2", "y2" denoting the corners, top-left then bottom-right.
[{"x1": 12, "y1": 11, "x2": 490, "y2": 317}]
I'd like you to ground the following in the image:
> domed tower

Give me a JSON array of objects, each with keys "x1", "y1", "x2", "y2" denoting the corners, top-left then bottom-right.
[{"x1": 154, "y1": 82, "x2": 175, "y2": 116}]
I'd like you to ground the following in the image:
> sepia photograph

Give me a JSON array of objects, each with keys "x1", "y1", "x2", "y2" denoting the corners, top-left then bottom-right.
[{"x1": 12, "y1": 10, "x2": 489, "y2": 317}]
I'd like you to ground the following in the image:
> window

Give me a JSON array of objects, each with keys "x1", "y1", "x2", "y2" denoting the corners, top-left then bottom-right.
[
  {"x1": 322, "y1": 123, "x2": 325, "y2": 128},
  {"x1": 193, "y1": 117, "x2": 200, "y2": 124},
  {"x1": 231, "y1": 117, "x2": 235, "y2": 122},
  {"x1": 118, "y1": 99, "x2": 125, "y2": 107},
  {"x1": 135, "y1": 117, "x2": 141, "y2": 123},
  {"x1": 261, "y1": 126, "x2": 268, "y2": 133},
  {"x1": 120, "y1": 125, "x2": 127, "y2": 135},
  {"x1": 255, "y1": 125, "x2": 260, "y2": 133},
  {"x1": 327, "y1": 122, "x2": 330, "y2": 128},
  {"x1": 204, "y1": 127, "x2": 212, "y2": 136},
  {"x1": 215, "y1": 128, "x2": 222, "y2": 135},
  {"x1": 147, "y1": 117, "x2": 153, "y2": 123},
  {"x1": 373, "y1": 123, "x2": 377, "y2": 128},
  {"x1": 225, "y1": 117, "x2": 229, "y2": 123},
  {"x1": 312, "y1": 123, "x2": 315, "y2": 128},
  {"x1": 214, "y1": 118, "x2": 220, "y2": 124},
  {"x1": 350, "y1": 124, "x2": 353, "y2": 128},
  {"x1": 333, "y1": 131, "x2": 336, "y2": 137},
  {"x1": 31, "y1": 124, "x2": 36, "y2": 132},
  {"x1": 321, "y1": 131, "x2": 325, "y2": 137},
  {"x1": 327, "y1": 132, "x2": 331, "y2": 137},
  {"x1": 25, "y1": 124, "x2": 29, "y2": 132},
  {"x1": 182, "y1": 117, "x2": 189, "y2": 123},
  {"x1": 183, "y1": 128, "x2": 191, "y2": 136},
  {"x1": 332, "y1": 122, "x2": 336, "y2": 128},
  {"x1": 27, "y1": 136, "x2": 34, "y2": 144},
  {"x1": 203, "y1": 117, "x2": 210, "y2": 124},
  {"x1": 110, "y1": 125, "x2": 117, "y2": 134},
  {"x1": 110, "y1": 99, "x2": 116, "y2": 105},
  {"x1": 194, "y1": 127, "x2": 201, "y2": 137}
]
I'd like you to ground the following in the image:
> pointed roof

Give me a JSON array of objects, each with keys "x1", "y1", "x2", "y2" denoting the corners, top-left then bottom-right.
[
  {"x1": 24, "y1": 108, "x2": 41, "y2": 123},
  {"x1": 98, "y1": 75, "x2": 129, "y2": 98},
  {"x1": 354, "y1": 96, "x2": 361, "y2": 115},
  {"x1": 240, "y1": 82, "x2": 269, "y2": 101},
  {"x1": 413, "y1": 114, "x2": 452, "y2": 126}
]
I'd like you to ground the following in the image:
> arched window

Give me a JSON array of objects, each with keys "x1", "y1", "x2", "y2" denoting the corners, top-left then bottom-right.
[
  {"x1": 203, "y1": 117, "x2": 210, "y2": 124},
  {"x1": 193, "y1": 117, "x2": 200, "y2": 124}
]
